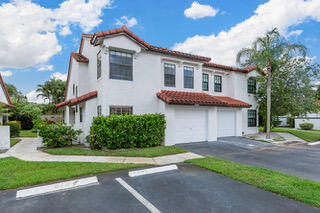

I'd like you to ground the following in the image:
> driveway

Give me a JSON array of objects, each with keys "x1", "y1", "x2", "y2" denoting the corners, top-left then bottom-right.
[
  {"x1": 1, "y1": 164, "x2": 318, "y2": 213},
  {"x1": 177, "y1": 137, "x2": 320, "y2": 182}
]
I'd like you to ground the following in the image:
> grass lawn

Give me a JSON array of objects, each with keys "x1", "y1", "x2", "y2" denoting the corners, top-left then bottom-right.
[
  {"x1": 10, "y1": 138, "x2": 21, "y2": 147},
  {"x1": 43, "y1": 146, "x2": 188, "y2": 157},
  {"x1": 0, "y1": 157, "x2": 148, "y2": 190},
  {"x1": 259, "y1": 127, "x2": 320, "y2": 142},
  {"x1": 186, "y1": 157, "x2": 320, "y2": 208},
  {"x1": 19, "y1": 130, "x2": 37, "y2": 138}
]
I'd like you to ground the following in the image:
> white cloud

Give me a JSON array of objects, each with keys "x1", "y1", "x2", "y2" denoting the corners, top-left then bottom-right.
[
  {"x1": 0, "y1": 0, "x2": 112, "y2": 69},
  {"x1": 38, "y1": 65, "x2": 54, "y2": 71},
  {"x1": 26, "y1": 90, "x2": 49, "y2": 104},
  {"x1": 51, "y1": 72, "x2": 67, "y2": 81},
  {"x1": 115, "y1": 16, "x2": 138, "y2": 27},
  {"x1": 0, "y1": 70, "x2": 13, "y2": 77},
  {"x1": 60, "y1": 25, "x2": 72, "y2": 36},
  {"x1": 174, "y1": 0, "x2": 320, "y2": 66},
  {"x1": 286, "y1": 29, "x2": 303, "y2": 37},
  {"x1": 184, "y1": 1, "x2": 219, "y2": 19}
]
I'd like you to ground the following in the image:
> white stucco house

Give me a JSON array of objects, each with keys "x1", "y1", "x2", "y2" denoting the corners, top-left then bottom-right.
[
  {"x1": 0, "y1": 74, "x2": 15, "y2": 124},
  {"x1": 56, "y1": 25, "x2": 262, "y2": 145}
]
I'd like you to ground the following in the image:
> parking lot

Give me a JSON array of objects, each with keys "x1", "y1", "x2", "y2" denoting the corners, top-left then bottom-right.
[{"x1": 1, "y1": 163, "x2": 319, "y2": 213}]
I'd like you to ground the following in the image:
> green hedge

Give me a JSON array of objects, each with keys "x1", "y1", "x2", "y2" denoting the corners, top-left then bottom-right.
[
  {"x1": 5, "y1": 121, "x2": 21, "y2": 137},
  {"x1": 299, "y1": 122, "x2": 314, "y2": 130},
  {"x1": 88, "y1": 114, "x2": 166, "y2": 149}
]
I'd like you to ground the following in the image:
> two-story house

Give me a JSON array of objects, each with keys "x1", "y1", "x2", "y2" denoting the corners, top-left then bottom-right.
[
  {"x1": 56, "y1": 25, "x2": 261, "y2": 145},
  {"x1": 0, "y1": 74, "x2": 15, "y2": 124}
]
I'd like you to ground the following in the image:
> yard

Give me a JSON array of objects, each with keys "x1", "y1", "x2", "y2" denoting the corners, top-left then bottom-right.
[
  {"x1": 43, "y1": 146, "x2": 188, "y2": 157},
  {"x1": 10, "y1": 138, "x2": 21, "y2": 147},
  {"x1": 19, "y1": 130, "x2": 37, "y2": 138},
  {"x1": 259, "y1": 127, "x2": 320, "y2": 142},
  {"x1": 0, "y1": 157, "x2": 148, "y2": 190},
  {"x1": 187, "y1": 157, "x2": 320, "y2": 208}
]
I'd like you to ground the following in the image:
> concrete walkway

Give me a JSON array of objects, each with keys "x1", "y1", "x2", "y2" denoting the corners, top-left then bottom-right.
[{"x1": 0, "y1": 138, "x2": 203, "y2": 165}]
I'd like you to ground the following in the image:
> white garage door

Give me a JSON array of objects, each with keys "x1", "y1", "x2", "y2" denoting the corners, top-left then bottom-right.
[
  {"x1": 174, "y1": 109, "x2": 208, "y2": 144},
  {"x1": 217, "y1": 109, "x2": 236, "y2": 137}
]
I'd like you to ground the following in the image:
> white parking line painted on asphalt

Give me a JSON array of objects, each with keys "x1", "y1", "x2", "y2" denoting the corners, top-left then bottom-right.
[
  {"x1": 128, "y1": 165, "x2": 178, "y2": 177},
  {"x1": 16, "y1": 176, "x2": 99, "y2": 199},
  {"x1": 116, "y1": 178, "x2": 161, "y2": 213},
  {"x1": 308, "y1": 141, "x2": 320, "y2": 146}
]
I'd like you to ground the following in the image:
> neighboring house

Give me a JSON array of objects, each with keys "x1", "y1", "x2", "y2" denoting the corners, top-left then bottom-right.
[
  {"x1": 295, "y1": 100, "x2": 320, "y2": 130},
  {"x1": 0, "y1": 74, "x2": 15, "y2": 124},
  {"x1": 56, "y1": 25, "x2": 261, "y2": 145}
]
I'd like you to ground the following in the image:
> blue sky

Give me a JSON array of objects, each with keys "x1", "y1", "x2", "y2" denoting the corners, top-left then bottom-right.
[{"x1": 0, "y1": 0, "x2": 319, "y2": 103}]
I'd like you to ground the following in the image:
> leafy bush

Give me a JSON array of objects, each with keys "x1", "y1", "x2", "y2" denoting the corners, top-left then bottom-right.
[
  {"x1": 5, "y1": 121, "x2": 21, "y2": 137},
  {"x1": 36, "y1": 120, "x2": 82, "y2": 147},
  {"x1": 299, "y1": 123, "x2": 314, "y2": 130},
  {"x1": 287, "y1": 116, "x2": 295, "y2": 128},
  {"x1": 88, "y1": 114, "x2": 166, "y2": 150}
]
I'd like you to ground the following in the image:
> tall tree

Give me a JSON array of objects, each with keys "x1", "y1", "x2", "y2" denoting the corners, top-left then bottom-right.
[
  {"x1": 5, "y1": 83, "x2": 27, "y2": 103},
  {"x1": 236, "y1": 28, "x2": 307, "y2": 138},
  {"x1": 36, "y1": 78, "x2": 66, "y2": 104},
  {"x1": 317, "y1": 85, "x2": 320, "y2": 100}
]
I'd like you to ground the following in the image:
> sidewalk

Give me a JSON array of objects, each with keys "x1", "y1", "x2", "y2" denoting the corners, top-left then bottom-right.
[{"x1": 1, "y1": 138, "x2": 203, "y2": 165}]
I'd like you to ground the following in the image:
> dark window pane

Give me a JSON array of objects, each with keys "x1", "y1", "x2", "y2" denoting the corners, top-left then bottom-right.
[
  {"x1": 97, "y1": 105, "x2": 102, "y2": 116},
  {"x1": 80, "y1": 107, "x2": 83, "y2": 122},
  {"x1": 248, "y1": 78, "x2": 256, "y2": 94},
  {"x1": 214, "y1": 75, "x2": 222, "y2": 92},
  {"x1": 97, "y1": 51, "x2": 101, "y2": 79},
  {"x1": 184, "y1": 66, "x2": 194, "y2": 89},
  {"x1": 164, "y1": 63, "x2": 175, "y2": 87},
  {"x1": 248, "y1": 110, "x2": 257, "y2": 127},
  {"x1": 109, "y1": 50, "x2": 133, "y2": 80},
  {"x1": 202, "y1": 73, "x2": 209, "y2": 91}
]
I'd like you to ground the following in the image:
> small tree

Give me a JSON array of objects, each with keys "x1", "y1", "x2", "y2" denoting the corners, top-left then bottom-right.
[{"x1": 237, "y1": 28, "x2": 307, "y2": 138}]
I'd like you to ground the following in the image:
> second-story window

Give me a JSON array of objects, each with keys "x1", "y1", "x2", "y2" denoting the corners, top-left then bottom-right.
[
  {"x1": 97, "y1": 51, "x2": 101, "y2": 79},
  {"x1": 97, "y1": 105, "x2": 102, "y2": 116},
  {"x1": 72, "y1": 84, "x2": 75, "y2": 96},
  {"x1": 202, "y1": 73, "x2": 209, "y2": 91},
  {"x1": 184, "y1": 66, "x2": 194, "y2": 89},
  {"x1": 109, "y1": 50, "x2": 133, "y2": 81},
  {"x1": 248, "y1": 78, "x2": 256, "y2": 94},
  {"x1": 164, "y1": 63, "x2": 175, "y2": 87},
  {"x1": 214, "y1": 75, "x2": 222, "y2": 92},
  {"x1": 76, "y1": 86, "x2": 78, "y2": 97}
]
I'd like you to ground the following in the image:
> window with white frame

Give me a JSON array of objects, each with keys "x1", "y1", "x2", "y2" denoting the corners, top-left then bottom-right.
[
  {"x1": 97, "y1": 105, "x2": 102, "y2": 116},
  {"x1": 214, "y1": 75, "x2": 222, "y2": 92},
  {"x1": 164, "y1": 63, "x2": 176, "y2": 87},
  {"x1": 184, "y1": 66, "x2": 194, "y2": 89},
  {"x1": 202, "y1": 73, "x2": 209, "y2": 91},
  {"x1": 97, "y1": 51, "x2": 101, "y2": 79},
  {"x1": 110, "y1": 106, "x2": 133, "y2": 115},
  {"x1": 109, "y1": 50, "x2": 133, "y2": 80},
  {"x1": 79, "y1": 107, "x2": 83, "y2": 123},
  {"x1": 248, "y1": 110, "x2": 257, "y2": 127},
  {"x1": 248, "y1": 78, "x2": 256, "y2": 94}
]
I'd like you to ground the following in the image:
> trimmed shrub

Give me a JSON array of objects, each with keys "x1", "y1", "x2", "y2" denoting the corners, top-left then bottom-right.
[
  {"x1": 36, "y1": 120, "x2": 82, "y2": 147},
  {"x1": 88, "y1": 114, "x2": 166, "y2": 150},
  {"x1": 5, "y1": 121, "x2": 21, "y2": 137},
  {"x1": 299, "y1": 123, "x2": 314, "y2": 130}
]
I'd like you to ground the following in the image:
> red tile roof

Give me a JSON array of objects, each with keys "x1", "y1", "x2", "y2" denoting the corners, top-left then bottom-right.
[
  {"x1": 157, "y1": 90, "x2": 251, "y2": 108},
  {"x1": 203, "y1": 62, "x2": 256, "y2": 73},
  {"x1": 0, "y1": 74, "x2": 15, "y2": 109},
  {"x1": 91, "y1": 25, "x2": 211, "y2": 62},
  {"x1": 56, "y1": 91, "x2": 98, "y2": 108},
  {"x1": 71, "y1": 52, "x2": 89, "y2": 63}
]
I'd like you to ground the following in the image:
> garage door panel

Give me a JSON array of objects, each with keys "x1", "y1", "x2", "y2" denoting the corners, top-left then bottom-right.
[
  {"x1": 174, "y1": 109, "x2": 208, "y2": 144},
  {"x1": 218, "y1": 110, "x2": 236, "y2": 137}
]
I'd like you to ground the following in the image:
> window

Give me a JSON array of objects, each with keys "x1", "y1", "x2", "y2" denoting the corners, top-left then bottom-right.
[
  {"x1": 164, "y1": 63, "x2": 175, "y2": 87},
  {"x1": 110, "y1": 106, "x2": 133, "y2": 115},
  {"x1": 248, "y1": 78, "x2": 256, "y2": 94},
  {"x1": 109, "y1": 50, "x2": 133, "y2": 80},
  {"x1": 184, "y1": 66, "x2": 194, "y2": 89},
  {"x1": 76, "y1": 86, "x2": 78, "y2": 97},
  {"x1": 72, "y1": 84, "x2": 75, "y2": 96},
  {"x1": 202, "y1": 73, "x2": 209, "y2": 91},
  {"x1": 97, "y1": 51, "x2": 101, "y2": 79},
  {"x1": 214, "y1": 75, "x2": 222, "y2": 92},
  {"x1": 97, "y1": 105, "x2": 102, "y2": 116},
  {"x1": 248, "y1": 110, "x2": 257, "y2": 127},
  {"x1": 79, "y1": 107, "x2": 83, "y2": 123}
]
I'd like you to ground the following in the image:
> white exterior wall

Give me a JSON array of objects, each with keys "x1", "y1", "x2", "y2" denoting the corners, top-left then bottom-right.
[
  {"x1": 64, "y1": 34, "x2": 260, "y2": 145},
  {"x1": 295, "y1": 112, "x2": 320, "y2": 130},
  {"x1": 0, "y1": 126, "x2": 10, "y2": 150}
]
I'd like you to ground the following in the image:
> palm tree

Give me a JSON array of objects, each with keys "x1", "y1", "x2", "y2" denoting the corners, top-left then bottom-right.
[
  {"x1": 236, "y1": 28, "x2": 306, "y2": 138},
  {"x1": 37, "y1": 78, "x2": 66, "y2": 104}
]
